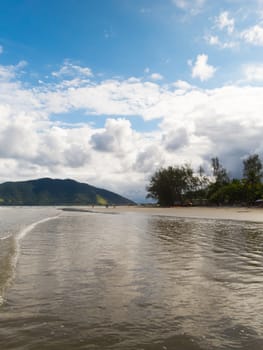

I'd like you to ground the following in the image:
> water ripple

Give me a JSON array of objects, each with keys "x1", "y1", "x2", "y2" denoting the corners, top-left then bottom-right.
[{"x1": 0, "y1": 210, "x2": 263, "y2": 349}]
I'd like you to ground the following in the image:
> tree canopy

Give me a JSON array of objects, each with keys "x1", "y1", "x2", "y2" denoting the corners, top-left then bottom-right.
[
  {"x1": 242, "y1": 154, "x2": 263, "y2": 205},
  {"x1": 146, "y1": 154, "x2": 263, "y2": 206},
  {"x1": 146, "y1": 165, "x2": 197, "y2": 206}
]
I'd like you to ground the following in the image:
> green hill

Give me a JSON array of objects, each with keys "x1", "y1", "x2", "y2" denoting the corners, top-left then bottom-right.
[{"x1": 0, "y1": 178, "x2": 135, "y2": 206}]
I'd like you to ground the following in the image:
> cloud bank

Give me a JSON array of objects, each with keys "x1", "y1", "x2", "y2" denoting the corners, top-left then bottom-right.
[{"x1": 0, "y1": 60, "x2": 263, "y2": 201}]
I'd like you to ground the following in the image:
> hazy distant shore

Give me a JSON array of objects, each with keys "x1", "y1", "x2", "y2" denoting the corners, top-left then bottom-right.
[{"x1": 61, "y1": 205, "x2": 263, "y2": 223}]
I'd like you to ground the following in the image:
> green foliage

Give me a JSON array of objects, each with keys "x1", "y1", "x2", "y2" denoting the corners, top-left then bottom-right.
[
  {"x1": 0, "y1": 178, "x2": 135, "y2": 206},
  {"x1": 243, "y1": 154, "x2": 263, "y2": 184},
  {"x1": 242, "y1": 154, "x2": 263, "y2": 205},
  {"x1": 96, "y1": 195, "x2": 108, "y2": 206},
  {"x1": 211, "y1": 157, "x2": 229, "y2": 185},
  {"x1": 243, "y1": 182, "x2": 263, "y2": 206},
  {"x1": 146, "y1": 165, "x2": 197, "y2": 206},
  {"x1": 208, "y1": 179, "x2": 246, "y2": 205},
  {"x1": 146, "y1": 154, "x2": 263, "y2": 207}
]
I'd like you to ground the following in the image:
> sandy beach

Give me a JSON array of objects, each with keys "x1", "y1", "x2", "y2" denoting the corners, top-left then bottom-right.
[{"x1": 62, "y1": 205, "x2": 263, "y2": 223}]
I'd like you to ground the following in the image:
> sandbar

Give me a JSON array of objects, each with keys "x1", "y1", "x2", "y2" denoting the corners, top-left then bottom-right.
[{"x1": 61, "y1": 206, "x2": 263, "y2": 223}]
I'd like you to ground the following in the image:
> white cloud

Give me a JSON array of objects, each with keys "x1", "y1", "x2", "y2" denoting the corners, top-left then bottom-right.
[
  {"x1": 41, "y1": 79, "x2": 163, "y2": 119},
  {"x1": 173, "y1": 0, "x2": 190, "y2": 9},
  {"x1": 0, "y1": 61, "x2": 26, "y2": 81},
  {"x1": 0, "y1": 66, "x2": 15, "y2": 81},
  {"x1": 222, "y1": 41, "x2": 239, "y2": 49},
  {"x1": 150, "y1": 73, "x2": 163, "y2": 81},
  {"x1": 208, "y1": 35, "x2": 220, "y2": 45},
  {"x1": 134, "y1": 145, "x2": 164, "y2": 173},
  {"x1": 242, "y1": 63, "x2": 263, "y2": 82},
  {"x1": 163, "y1": 128, "x2": 189, "y2": 151},
  {"x1": 1, "y1": 60, "x2": 263, "y2": 200},
  {"x1": 172, "y1": 0, "x2": 206, "y2": 14},
  {"x1": 91, "y1": 118, "x2": 135, "y2": 154},
  {"x1": 172, "y1": 80, "x2": 193, "y2": 90},
  {"x1": 216, "y1": 11, "x2": 235, "y2": 34},
  {"x1": 190, "y1": 54, "x2": 217, "y2": 81},
  {"x1": 241, "y1": 25, "x2": 263, "y2": 46},
  {"x1": 52, "y1": 60, "x2": 93, "y2": 78},
  {"x1": 206, "y1": 35, "x2": 238, "y2": 49}
]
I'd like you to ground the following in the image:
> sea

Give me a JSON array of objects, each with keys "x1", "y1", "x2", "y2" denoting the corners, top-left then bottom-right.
[{"x1": 0, "y1": 206, "x2": 263, "y2": 350}]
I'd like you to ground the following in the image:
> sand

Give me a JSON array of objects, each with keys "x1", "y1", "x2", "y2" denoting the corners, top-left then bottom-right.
[{"x1": 62, "y1": 205, "x2": 263, "y2": 223}]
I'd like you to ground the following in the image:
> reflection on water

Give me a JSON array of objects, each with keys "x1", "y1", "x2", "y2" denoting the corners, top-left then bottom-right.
[{"x1": 0, "y1": 210, "x2": 263, "y2": 349}]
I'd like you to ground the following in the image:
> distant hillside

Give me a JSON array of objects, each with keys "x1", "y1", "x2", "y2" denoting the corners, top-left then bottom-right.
[{"x1": 0, "y1": 178, "x2": 135, "y2": 206}]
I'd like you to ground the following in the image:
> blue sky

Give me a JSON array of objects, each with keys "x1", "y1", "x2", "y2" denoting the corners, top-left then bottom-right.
[
  {"x1": 2, "y1": 0, "x2": 261, "y2": 84},
  {"x1": 1, "y1": 0, "x2": 263, "y2": 201}
]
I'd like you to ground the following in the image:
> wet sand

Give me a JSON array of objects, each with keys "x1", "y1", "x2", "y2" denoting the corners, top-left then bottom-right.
[{"x1": 61, "y1": 206, "x2": 263, "y2": 223}]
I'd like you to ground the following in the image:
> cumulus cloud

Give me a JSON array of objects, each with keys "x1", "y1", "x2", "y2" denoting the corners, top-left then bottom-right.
[
  {"x1": 216, "y1": 11, "x2": 235, "y2": 34},
  {"x1": 40, "y1": 78, "x2": 163, "y2": 119},
  {"x1": 172, "y1": 80, "x2": 193, "y2": 90},
  {"x1": 241, "y1": 25, "x2": 263, "y2": 46},
  {"x1": 205, "y1": 11, "x2": 245, "y2": 51},
  {"x1": 206, "y1": 35, "x2": 238, "y2": 49},
  {"x1": 190, "y1": 54, "x2": 217, "y2": 81},
  {"x1": 1, "y1": 60, "x2": 263, "y2": 200},
  {"x1": 52, "y1": 60, "x2": 93, "y2": 78},
  {"x1": 0, "y1": 122, "x2": 38, "y2": 160},
  {"x1": 134, "y1": 145, "x2": 165, "y2": 173},
  {"x1": 243, "y1": 63, "x2": 263, "y2": 82},
  {"x1": 208, "y1": 35, "x2": 220, "y2": 45},
  {"x1": 90, "y1": 118, "x2": 135, "y2": 154},
  {"x1": 163, "y1": 128, "x2": 189, "y2": 151},
  {"x1": 0, "y1": 62, "x2": 23, "y2": 81}
]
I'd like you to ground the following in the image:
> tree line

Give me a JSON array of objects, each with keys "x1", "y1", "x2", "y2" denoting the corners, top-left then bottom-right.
[{"x1": 146, "y1": 154, "x2": 263, "y2": 206}]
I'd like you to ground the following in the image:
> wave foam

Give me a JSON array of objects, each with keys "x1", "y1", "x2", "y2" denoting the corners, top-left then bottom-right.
[
  {"x1": 0, "y1": 214, "x2": 60, "y2": 306},
  {"x1": 17, "y1": 215, "x2": 60, "y2": 241}
]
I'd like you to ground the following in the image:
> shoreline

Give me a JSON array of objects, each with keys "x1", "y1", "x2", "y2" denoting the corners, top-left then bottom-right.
[{"x1": 61, "y1": 205, "x2": 263, "y2": 223}]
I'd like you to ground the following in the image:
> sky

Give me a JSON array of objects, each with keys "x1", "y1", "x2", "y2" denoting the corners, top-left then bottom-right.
[{"x1": 1, "y1": 0, "x2": 263, "y2": 202}]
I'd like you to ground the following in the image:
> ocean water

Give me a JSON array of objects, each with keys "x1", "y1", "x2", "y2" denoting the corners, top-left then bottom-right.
[{"x1": 0, "y1": 207, "x2": 263, "y2": 349}]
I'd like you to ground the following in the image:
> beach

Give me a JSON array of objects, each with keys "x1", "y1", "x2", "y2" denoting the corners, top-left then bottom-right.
[{"x1": 62, "y1": 205, "x2": 263, "y2": 223}]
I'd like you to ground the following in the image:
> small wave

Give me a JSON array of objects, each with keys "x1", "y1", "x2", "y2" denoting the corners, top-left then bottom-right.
[
  {"x1": 0, "y1": 233, "x2": 12, "y2": 241},
  {"x1": 0, "y1": 234, "x2": 16, "y2": 305},
  {"x1": 0, "y1": 214, "x2": 60, "y2": 306},
  {"x1": 14, "y1": 214, "x2": 61, "y2": 269},
  {"x1": 17, "y1": 215, "x2": 60, "y2": 241}
]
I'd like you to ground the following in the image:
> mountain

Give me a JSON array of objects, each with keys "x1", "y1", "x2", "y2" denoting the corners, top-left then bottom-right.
[{"x1": 0, "y1": 178, "x2": 135, "y2": 206}]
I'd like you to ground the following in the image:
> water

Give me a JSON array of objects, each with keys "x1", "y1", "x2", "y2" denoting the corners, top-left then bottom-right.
[
  {"x1": 0, "y1": 208, "x2": 263, "y2": 349},
  {"x1": 0, "y1": 207, "x2": 59, "y2": 304}
]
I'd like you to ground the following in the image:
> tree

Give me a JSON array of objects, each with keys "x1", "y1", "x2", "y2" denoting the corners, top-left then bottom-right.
[
  {"x1": 211, "y1": 157, "x2": 220, "y2": 177},
  {"x1": 243, "y1": 154, "x2": 263, "y2": 204},
  {"x1": 197, "y1": 165, "x2": 210, "y2": 189},
  {"x1": 243, "y1": 154, "x2": 262, "y2": 184},
  {"x1": 207, "y1": 157, "x2": 230, "y2": 205},
  {"x1": 211, "y1": 157, "x2": 229, "y2": 185},
  {"x1": 209, "y1": 179, "x2": 245, "y2": 206},
  {"x1": 146, "y1": 165, "x2": 197, "y2": 206}
]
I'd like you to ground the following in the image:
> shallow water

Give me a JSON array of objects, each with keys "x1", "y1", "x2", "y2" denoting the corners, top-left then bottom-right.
[{"x1": 0, "y1": 208, "x2": 263, "y2": 349}]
